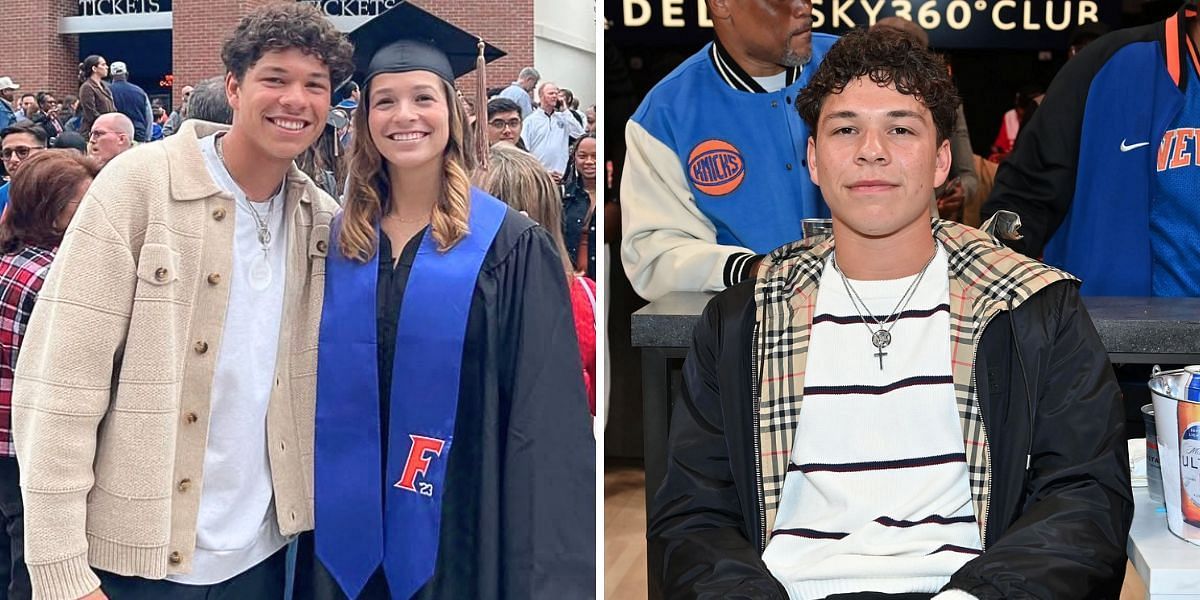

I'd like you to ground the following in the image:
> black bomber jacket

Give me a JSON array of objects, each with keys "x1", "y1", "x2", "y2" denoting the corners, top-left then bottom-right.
[{"x1": 648, "y1": 231, "x2": 1133, "y2": 600}]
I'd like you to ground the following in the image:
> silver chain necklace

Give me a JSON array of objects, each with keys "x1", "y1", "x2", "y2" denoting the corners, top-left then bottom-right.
[
  {"x1": 216, "y1": 135, "x2": 276, "y2": 290},
  {"x1": 216, "y1": 136, "x2": 274, "y2": 247},
  {"x1": 832, "y1": 248, "x2": 937, "y2": 370},
  {"x1": 237, "y1": 195, "x2": 274, "y2": 251}
]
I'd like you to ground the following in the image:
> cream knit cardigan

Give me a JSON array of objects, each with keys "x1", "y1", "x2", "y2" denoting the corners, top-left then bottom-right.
[{"x1": 12, "y1": 120, "x2": 336, "y2": 600}]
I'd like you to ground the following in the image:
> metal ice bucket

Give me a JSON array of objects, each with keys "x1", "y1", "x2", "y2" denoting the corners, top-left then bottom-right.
[{"x1": 1147, "y1": 366, "x2": 1200, "y2": 546}]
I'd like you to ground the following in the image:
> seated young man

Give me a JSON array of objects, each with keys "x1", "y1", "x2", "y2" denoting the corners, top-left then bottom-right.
[{"x1": 648, "y1": 28, "x2": 1132, "y2": 600}]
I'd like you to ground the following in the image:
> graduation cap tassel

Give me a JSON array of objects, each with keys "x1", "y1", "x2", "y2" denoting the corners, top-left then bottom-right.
[{"x1": 474, "y1": 36, "x2": 489, "y2": 172}]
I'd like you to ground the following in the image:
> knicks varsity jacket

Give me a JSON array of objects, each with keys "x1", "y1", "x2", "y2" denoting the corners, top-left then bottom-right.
[
  {"x1": 620, "y1": 36, "x2": 836, "y2": 301},
  {"x1": 983, "y1": 4, "x2": 1197, "y2": 296}
]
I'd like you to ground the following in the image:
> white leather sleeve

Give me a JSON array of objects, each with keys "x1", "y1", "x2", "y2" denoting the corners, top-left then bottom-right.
[{"x1": 619, "y1": 120, "x2": 756, "y2": 301}]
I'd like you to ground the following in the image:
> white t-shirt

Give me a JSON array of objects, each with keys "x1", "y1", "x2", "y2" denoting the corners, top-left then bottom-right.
[
  {"x1": 762, "y1": 244, "x2": 981, "y2": 599},
  {"x1": 751, "y1": 71, "x2": 789, "y2": 93},
  {"x1": 166, "y1": 133, "x2": 290, "y2": 584},
  {"x1": 521, "y1": 109, "x2": 585, "y2": 175}
]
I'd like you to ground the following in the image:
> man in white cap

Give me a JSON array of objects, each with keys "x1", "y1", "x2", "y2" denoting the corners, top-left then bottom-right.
[
  {"x1": 108, "y1": 61, "x2": 153, "y2": 143},
  {"x1": 0, "y1": 78, "x2": 19, "y2": 131}
]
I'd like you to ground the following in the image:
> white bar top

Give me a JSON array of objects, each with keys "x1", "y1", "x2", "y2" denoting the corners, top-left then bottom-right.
[{"x1": 1127, "y1": 487, "x2": 1200, "y2": 598}]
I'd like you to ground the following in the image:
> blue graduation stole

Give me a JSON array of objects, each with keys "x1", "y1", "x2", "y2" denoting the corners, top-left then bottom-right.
[{"x1": 314, "y1": 189, "x2": 507, "y2": 599}]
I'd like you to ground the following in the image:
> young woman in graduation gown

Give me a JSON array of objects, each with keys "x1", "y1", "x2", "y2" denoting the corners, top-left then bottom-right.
[{"x1": 296, "y1": 40, "x2": 596, "y2": 600}]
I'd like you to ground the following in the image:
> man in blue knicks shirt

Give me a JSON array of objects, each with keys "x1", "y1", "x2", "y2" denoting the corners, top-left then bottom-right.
[
  {"x1": 621, "y1": 0, "x2": 837, "y2": 301},
  {"x1": 982, "y1": 2, "x2": 1200, "y2": 297}
]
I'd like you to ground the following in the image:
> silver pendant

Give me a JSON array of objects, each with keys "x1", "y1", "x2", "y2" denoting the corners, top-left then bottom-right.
[
  {"x1": 257, "y1": 227, "x2": 271, "y2": 247},
  {"x1": 248, "y1": 252, "x2": 272, "y2": 291},
  {"x1": 871, "y1": 329, "x2": 892, "y2": 349}
]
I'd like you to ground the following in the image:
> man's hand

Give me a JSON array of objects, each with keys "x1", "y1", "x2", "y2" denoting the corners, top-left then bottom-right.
[
  {"x1": 937, "y1": 179, "x2": 965, "y2": 222},
  {"x1": 79, "y1": 588, "x2": 108, "y2": 600},
  {"x1": 750, "y1": 255, "x2": 765, "y2": 278}
]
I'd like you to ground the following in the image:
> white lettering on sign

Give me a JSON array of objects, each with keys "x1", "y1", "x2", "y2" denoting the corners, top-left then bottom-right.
[
  {"x1": 78, "y1": 0, "x2": 162, "y2": 16},
  {"x1": 1046, "y1": 0, "x2": 1071, "y2": 30},
  {"x1": 992, "y1": 0, "x2": 1017, "y2": 30},
  {"x1": 698, "y1": 0, "x2": 713, "y2": 27},
  {"x1": 616, "y1": 0, "x2": 1103, "y2": 35},
  {"x1": 862, "y1": 0, "x2": 887, "y2": 25},
  {"x1": 918, "y1": 0, "x2": 941, "y2": 28},
  {"x1": 833, "y1": 0, "x2": 856, "y2": 27},
  {"x1": 1078, "y1": 0, "x2": 1098, "y2": 23},
  {"x1": 947, "y1": 0, "x2": 971, "y2": 29},
  {"x1": 1022, "y1": 1, "x2": 1041, "y2": 30},
  {"x1": 624, "y1": 0, "x2": 653, "y2": 27},
  {"x1": 664, "y1": 0, "x2": 686, "y2": 27},
  {"x1": 298, "y1": 0, "x2": 401, "y2": 17}
]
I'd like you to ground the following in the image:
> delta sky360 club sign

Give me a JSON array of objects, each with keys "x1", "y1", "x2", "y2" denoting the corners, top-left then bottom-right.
[{"x1": 606, "y1": 0, "x2": 1120, "y2": 49}]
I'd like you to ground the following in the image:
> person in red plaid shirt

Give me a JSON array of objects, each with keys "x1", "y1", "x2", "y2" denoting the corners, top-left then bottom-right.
[{"x1": 0, "y1": 150, "x2": 98, "y2": 600}]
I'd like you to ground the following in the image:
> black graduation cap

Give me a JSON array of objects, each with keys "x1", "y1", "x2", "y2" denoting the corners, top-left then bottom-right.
[{"x1": 348, "y1": 1, "x2": 506, "y2": 85}]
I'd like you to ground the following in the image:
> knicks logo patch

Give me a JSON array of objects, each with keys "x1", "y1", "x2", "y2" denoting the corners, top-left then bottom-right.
[
  {"x1": 688, "y1": 139, "x2": 745, "y2": 196},
  {"x1": 394, "y1": 434, "x2": 445, "y2": 497}
]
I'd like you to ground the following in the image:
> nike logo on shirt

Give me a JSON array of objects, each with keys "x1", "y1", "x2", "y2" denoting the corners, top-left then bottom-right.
[{"x1": 1120, "y1": 139, "x2": 1150, "y2": 152}]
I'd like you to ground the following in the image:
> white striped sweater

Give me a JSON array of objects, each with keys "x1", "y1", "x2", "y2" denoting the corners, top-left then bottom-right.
[{"x1": 762, "y1": 244, "x2": 982, "y2": 599}]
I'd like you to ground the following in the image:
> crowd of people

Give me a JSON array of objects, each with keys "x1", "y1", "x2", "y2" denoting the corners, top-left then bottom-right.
[{"x1": 0, "y1": 3, "x2": 595, "y2": 600}]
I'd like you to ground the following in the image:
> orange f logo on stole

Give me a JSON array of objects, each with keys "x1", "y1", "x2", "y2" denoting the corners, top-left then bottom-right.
[{"x1": 394, "y1": 434, "x2": 446, "y2": 497}]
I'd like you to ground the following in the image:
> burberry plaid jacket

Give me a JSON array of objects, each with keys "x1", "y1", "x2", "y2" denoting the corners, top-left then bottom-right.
[{"x1": 649, "y1": 220, "x2": 1133, "y2": 599}]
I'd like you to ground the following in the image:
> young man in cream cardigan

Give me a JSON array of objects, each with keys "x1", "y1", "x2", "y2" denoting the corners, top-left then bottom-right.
[{"x1": 12, "y1": 4, "x2": 352, "y2": 599}]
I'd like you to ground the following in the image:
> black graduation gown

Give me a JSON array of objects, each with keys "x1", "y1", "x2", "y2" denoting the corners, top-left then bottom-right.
[{"x1": 297, "y1": 209, "x2": 595, "y2": 600}]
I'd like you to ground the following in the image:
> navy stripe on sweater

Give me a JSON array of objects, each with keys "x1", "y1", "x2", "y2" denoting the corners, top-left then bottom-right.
[
  {"x1": 789, "y1": 452, "x2": 967, "y2": 474},
  {"x1": 875, "y1": 514, "x2": 977, "y2": 528},
  {"x1": 927, "y1": 544, "x2": 983, "y2": 556},
  {"x1": 804, "y1": 375, "x2": 954, "y2": 397},
  {"x1": 812, "y1": 304, "x2": 950, "y2": 326},
  {"x1": 771, "y1": 527, "x2": 849, "y2": 540}
]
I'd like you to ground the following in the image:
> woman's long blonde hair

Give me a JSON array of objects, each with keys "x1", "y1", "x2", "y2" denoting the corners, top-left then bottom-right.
[
  {"x1": 484, "y1": 143, "x2": 574, "y2": 280},
  {"x1": 338, "y1": 77, "x2": 471, "y2": 261}
]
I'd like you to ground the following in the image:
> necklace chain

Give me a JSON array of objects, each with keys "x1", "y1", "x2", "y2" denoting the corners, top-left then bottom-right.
[
  {"x1": 832, "y1": 248, "x2": 938, "y2": 369},
  {"x1": 238, "y1": 196, "x2": 273, "y2": 251},
  {"x1": 384, "y1": 212, "x2": 430, "y2": 224},
  {"x1": 216, "y1": 135, "x2": 274, "y2": 254}
]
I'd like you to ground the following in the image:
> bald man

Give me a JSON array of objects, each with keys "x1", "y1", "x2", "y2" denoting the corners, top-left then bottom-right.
[{"x1": 88, "y1": 112, "x2": 134, "y2": 167}]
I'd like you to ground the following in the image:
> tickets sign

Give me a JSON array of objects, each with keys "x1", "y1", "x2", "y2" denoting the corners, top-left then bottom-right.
[
  {"x1": 300, "y1": 0, "x2": 402, "y2": 16},
  {"x1": 78, "y1": 0, "x2": 168, "y2": 15},
  {"x1": 606, "y1": 0, "x2": 1120, "y2": 49}
]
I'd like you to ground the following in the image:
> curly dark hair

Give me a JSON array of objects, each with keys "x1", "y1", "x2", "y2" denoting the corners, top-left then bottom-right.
[
  {"x1": 796, "y1": 28, "x2": 959, "y2": 143},
  {"x1": 221, "y1": 2, "x2": 355, "y2": 86}
]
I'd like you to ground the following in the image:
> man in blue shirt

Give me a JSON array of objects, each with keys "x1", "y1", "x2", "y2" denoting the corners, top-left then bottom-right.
[
  {"x1": 108, "y1": 62, "x2": 153, "y2": 143},
  {"x1": 497, "y1": 67, "x2": 539, "y2": 118},
  {"x1": 983, "y1": 3, "x2": 1200, "y2": 297}
]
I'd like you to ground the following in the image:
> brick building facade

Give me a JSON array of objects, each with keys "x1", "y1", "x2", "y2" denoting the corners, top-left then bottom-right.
[
  {"x1": 0, "y1": 0, "x2": 534, "y2": 108},
  {"x1": 0, "y1": 1, "x2": 80, "y2": 105}
]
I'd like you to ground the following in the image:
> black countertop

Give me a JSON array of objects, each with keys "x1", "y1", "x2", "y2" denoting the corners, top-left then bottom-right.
[{"x1": 633, "y1": 293, "x2": 1200, "y2": 358}]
